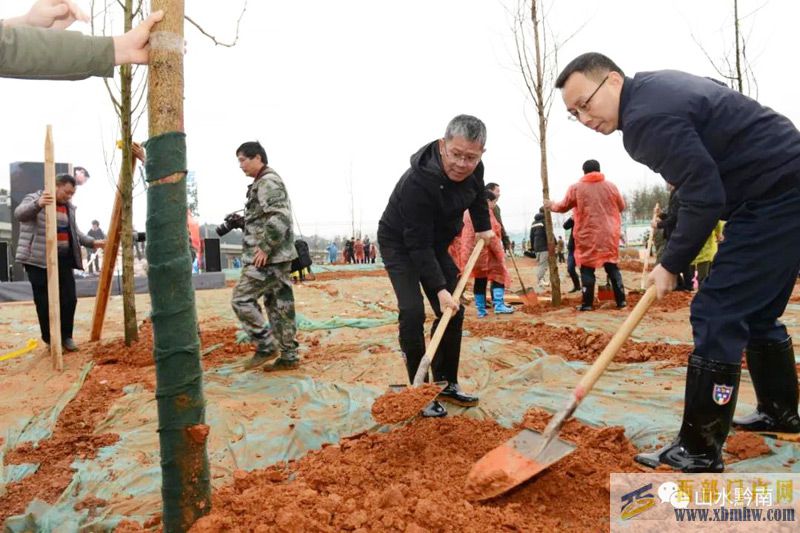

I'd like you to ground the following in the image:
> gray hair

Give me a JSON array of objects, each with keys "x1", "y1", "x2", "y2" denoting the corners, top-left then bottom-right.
[{"x1": 444, "y1": 114, "x2": 487, "y2": 147}]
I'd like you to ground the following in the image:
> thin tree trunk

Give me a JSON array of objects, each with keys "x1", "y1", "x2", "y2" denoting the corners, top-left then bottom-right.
[
  {"x1": 734, "y1": 0, "x2": 743, "y2": 93},
  {"x1": 531, "y1": 0, "x2": 562, "y2": 305},
  {"x1": 120, "y1": 0, "x2": 138, "y2": 345},
  {"x1": 148, "y1": 0, "x2": 210, "y2": 530}
]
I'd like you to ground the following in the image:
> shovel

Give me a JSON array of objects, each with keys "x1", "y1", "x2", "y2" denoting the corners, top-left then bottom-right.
[
  {"x1": 411, "y1": 239, "x2": 485, "y2": 386},
  {"x1": 383, "y1": 239, "x2": 487, "y2": 415},
  {"x1": 465, "y1": 285, "x2": 657, "y2": 501},
  {"x1": 507, "y1": 251, "x2": 538, "y2": 306}
]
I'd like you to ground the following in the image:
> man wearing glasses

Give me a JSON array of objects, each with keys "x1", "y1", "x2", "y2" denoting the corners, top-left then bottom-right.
[
  {"x1": 378, "y1": 114, "x2": 494, "y2": 417},
  {"x1": 555, "y1": 52, "x2": 800, "y2": 472}
]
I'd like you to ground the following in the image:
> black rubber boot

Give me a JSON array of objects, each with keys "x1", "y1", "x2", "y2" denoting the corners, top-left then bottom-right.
[
  {"x1": 733, "y1": 337, "x2": 800, "y2": 433},
  {"x1": 635, "y1": 355, "x2": 740, "y2": 473},
  {"x1": 578, "y1": 283, "x2": 594, "y2": 311},
  {"x1": 438, "y1": 382, "x2": 479, "y2": 407},
  {"x1": 569, "y1": 271, "x2": 581, "y2": 293},
  {"x1": 421, "y1": 400, "x2": 447, "y2": 418},
  {"x1": 610, "y1": 269, "x2": 627, "y2": 309}
]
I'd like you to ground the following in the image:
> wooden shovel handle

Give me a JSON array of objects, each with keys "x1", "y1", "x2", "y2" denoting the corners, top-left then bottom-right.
[
  {"x1": 573, "y1": 285, "x2": 657, "y2": 401},
  {"x1": 640, "y1": 203, "x2": 660, "y2": 290},
  {"x1": 412, "y1": 239, "x2": 485, "y2": 386}
]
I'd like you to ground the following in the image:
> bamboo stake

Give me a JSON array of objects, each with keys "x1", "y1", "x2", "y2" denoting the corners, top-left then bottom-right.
[
  {"x1": 640, "y1": 202, "x2": 660, "y2": 290},
  {"x1": 44, "y1": 126, "x2": 63, "y2": 371}
]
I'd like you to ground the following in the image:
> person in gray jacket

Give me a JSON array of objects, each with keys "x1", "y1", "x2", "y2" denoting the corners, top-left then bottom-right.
[{"x1": 15, "y1": 174, "x2": 105, "y2": 351}]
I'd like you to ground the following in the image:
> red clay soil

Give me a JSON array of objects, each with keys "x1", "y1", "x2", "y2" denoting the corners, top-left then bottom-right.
[
  {"x1": 371, "y1": 383, "x2": 444, "y2": 424},
  {"x1": 617, "y1": 259, "x2": 645, "y2": 272},
  {"x1": 627, "y1": 290, "x2": 694, "y2": 311},
  {"x1": 725, "y1": 432, "x2": 772, "y2": 461},
  {"x1": 311, "y1": 269, "x2": 388, "y2": 282},
  {"x1": 0, "y1": 363, "x2": 124, "y2": 522},
  {"x1": 466, "y1": 319, "x2": 690, "y2": 366},
  {"x1": 190, "y1": 409, "x2": 645, "y2": 532},
  {"x1": 0, "y1": 324, "x2": 250, "y2": 523}
]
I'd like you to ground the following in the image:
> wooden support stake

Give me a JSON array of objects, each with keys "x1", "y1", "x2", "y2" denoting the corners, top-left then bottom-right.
[
  {"x1": 90, "y1": 155, "x2": 138, "y2": 341},
  {"x1": 44, "y1": 125, "x2": 63, "y2": 371}
]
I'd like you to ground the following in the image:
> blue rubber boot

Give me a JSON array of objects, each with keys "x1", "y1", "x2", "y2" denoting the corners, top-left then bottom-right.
[
  {"x1": 492, "y1": 287, "x2": 514, "y2": 314},
  {"x1": 474, "y1": 294, "x2": 488, "y2": 318}
]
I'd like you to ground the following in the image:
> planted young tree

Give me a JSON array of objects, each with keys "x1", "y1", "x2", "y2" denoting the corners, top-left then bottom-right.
[{"x1": 510, "y1": 0, "x2": 577, "y2": 305}]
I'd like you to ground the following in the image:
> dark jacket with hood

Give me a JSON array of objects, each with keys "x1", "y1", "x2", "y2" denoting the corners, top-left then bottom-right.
[
  {"x1": 378, "y1": 140, "x2": 490, "y2": 292},
  {"x1": 529, "y1": 212, "x2": 548, "y2": 253}
]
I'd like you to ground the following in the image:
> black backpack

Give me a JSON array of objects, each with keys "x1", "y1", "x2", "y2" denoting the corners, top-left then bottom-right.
[{"x1": 291, "y1": 239, "x2": 312, "y2": 272}]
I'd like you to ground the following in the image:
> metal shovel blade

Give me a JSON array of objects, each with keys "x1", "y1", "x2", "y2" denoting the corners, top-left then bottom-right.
[{"x1": 465, "y1": 428, "x2": 576, "y2": 501}]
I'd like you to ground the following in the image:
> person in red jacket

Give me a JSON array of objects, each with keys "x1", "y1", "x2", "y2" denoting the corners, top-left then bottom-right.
[
  {"x1": 450, "y1": 190, "x2": 513, "y2": 317},
  {"x1": 545, "y1": 159, "x2": 626, "y2": 310}
]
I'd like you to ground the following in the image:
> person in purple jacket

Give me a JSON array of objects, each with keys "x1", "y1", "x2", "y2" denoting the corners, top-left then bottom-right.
[{"x1": 555, "y1": 52, "x2": 800, "y2": 473}]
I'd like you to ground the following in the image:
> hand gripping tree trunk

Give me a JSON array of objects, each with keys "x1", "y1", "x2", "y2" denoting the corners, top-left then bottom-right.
[{"x1": 146, "y1": 1, "x2": 210, "y2": 530}]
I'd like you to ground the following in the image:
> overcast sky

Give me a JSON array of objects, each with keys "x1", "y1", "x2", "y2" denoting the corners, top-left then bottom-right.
[{"x1": 1, "y1": 0, "x2": 796, "y2": 239}]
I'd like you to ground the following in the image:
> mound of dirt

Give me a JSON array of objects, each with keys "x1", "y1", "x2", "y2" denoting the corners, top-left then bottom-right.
[
  {"x1": 627, "y1": 290, "x2": 693, "y2": 311},
  {"x1": 465, "y1": 320, "x2": 689, "y2": 366},
  {"x1": 311, "y1": 269, "x2": 388, "y2": 281},
  {"x1": 190, "y1": 410, "x2": 644, "y2": 532},
  {"x1": 617, "y1": 259, "x2": 645, "y2": 272}
]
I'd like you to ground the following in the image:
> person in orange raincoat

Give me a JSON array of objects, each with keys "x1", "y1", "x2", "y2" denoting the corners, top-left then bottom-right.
[
  {"x1": 354, "y1": 238, "x2": 365, "y2": 263},
  {"x1": 450, "y1": 190, "x2": 513, "y2": 317},
  {"x1": 545, "y1": 159, "x2": 626, "y2": 311}
]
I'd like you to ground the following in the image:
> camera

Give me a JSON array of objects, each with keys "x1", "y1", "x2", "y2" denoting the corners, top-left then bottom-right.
[{"x1": 215, "y1": 212, "x2": 245, "y2": 236}]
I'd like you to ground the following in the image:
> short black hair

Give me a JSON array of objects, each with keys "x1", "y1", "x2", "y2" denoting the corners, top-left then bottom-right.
[
  {"x1": 73, "y1": 166, "x2": 90, "y2": 178},
  {"x1": 582, "y1": 159, "x2": 601, "y2": 174},
  {"x1": 555, "y1": 52, "x2": 625, "y2": 89},
  {"x1": 486, "y1": 190, "x2": 497, "y2": 201},
  {"x1": 56, "y1": 174, "x2": 76, "y2": 187},
  {"x1": 485, "y1": 182, "x2": 499, "y2": 192},
  {"x1": 236, "y1": 141, "x2": 268, "y2": 165},
  {"x1": 92, "y1": 220, "x2": 100, "y2": 225}
]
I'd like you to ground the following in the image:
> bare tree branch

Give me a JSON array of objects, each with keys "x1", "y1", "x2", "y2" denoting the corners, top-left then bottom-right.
[{"x1": 185, "y1": 0, "x2": 248, "y2": 47}]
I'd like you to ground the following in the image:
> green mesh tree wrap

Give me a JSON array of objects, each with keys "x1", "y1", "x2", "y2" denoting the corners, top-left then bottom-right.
[{"x1": 144, "y1": 131, "x2": 210, "y2": 531}]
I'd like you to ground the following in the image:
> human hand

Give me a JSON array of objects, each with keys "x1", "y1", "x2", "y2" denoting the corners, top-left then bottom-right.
[
  {"x1": 93, "y1": 240, "x2": 106, "y2": 249},
  {"x1": 437, "y1": 289, "x2": 459, "y2": 314},
  {"x1": 253, "y1": 248, "x2": 268, "y2": 268},
  {"x1": 542, "y1": 199, "x2": 553, "y2": 210},
  {"x1": 131, "y1": 142, "x2": 146, "y2": 163},
  {"x1": 37, "y1": 192, "x2": 54, "y2": 208},
  {"x1": 13, "y1": 0, "x2": 88, "y2": 30},
  {"x1": 647, "y1": 263, "x2": 677, "y2": 300},
  {"x1": 112, "y1": 10, "x2": 164, "y2": 65},
  {"x1": 475, "y1": 230, "x2": 494, "y2": 244}
]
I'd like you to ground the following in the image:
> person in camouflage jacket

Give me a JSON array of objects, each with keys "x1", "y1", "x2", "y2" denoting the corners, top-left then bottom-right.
[{"x1": 231, "y1": 141, "x2": 300, "y2": 371}]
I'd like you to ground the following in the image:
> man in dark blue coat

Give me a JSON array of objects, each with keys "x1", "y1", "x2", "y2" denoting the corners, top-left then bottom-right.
[
  {"x1": 555, "y1": 52, "x2": 800, "y2": 472},
  {"x1": 378, "y1": 114, "x2": 493, "y2": 417}
]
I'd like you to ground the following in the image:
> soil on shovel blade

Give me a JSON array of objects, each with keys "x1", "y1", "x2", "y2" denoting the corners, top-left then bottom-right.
[
  {"x1": 190, "y1": 409, "x2": 646, "y2": 532},
  {"x1": 371, "y1": 383, "x2": 444, "y2": 424}
]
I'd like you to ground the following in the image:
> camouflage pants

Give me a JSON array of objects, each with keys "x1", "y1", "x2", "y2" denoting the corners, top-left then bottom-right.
[{"x1": 231, "y1": 262, "x2": 299, "y2": 360}]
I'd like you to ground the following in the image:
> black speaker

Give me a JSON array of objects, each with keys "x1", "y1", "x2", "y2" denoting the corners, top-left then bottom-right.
[
  {"x1": 204, "y1": 238, "x2": 221, "y2": 272},
  {"x1": 0, "y1": 241, "x2": 8, "y2": 282}
]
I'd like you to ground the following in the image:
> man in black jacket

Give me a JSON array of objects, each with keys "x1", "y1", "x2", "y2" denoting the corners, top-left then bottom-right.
[
  {"x1": 529, "y1": 209, "x2": 548, "y2": 290},
  {"x1": 563, "y1": 217, "x2": 580, "y2": 293},
  {"x1": 378, "y1": 115, "x2": 493, "y2": 417},
  {"x1": 556, "y1": 52, "x2": 800, "y2": 473}
]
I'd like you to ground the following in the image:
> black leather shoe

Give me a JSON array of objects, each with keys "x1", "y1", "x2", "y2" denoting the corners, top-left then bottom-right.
[
  {"x1": 263, "y1": 357, "x2": 300, "y2": 372},
  {"x1": 243, "y1": 346, "x2": 278, "y2": 370},
  {"x1": 420, "y1": 400, "x2": 447, "y2": 418},
  {"x1": 438, "y1": 383, "x2": 479, "y2": 407},
  {"x1": 635, "y1": 355, "x2": 740, "y2": 473},
  {"x1": 734, "y1": 337, "x2": 800, "y2": 433},
  {"x1": 577, "y1": 304, "x2": 594, "y2": 311},
  {"x1": 62, "y1": 338, "x2": 80, "y2": 352},
  {"x1": 568, "y1": 287, "x2": 581, "y2": 293}
]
